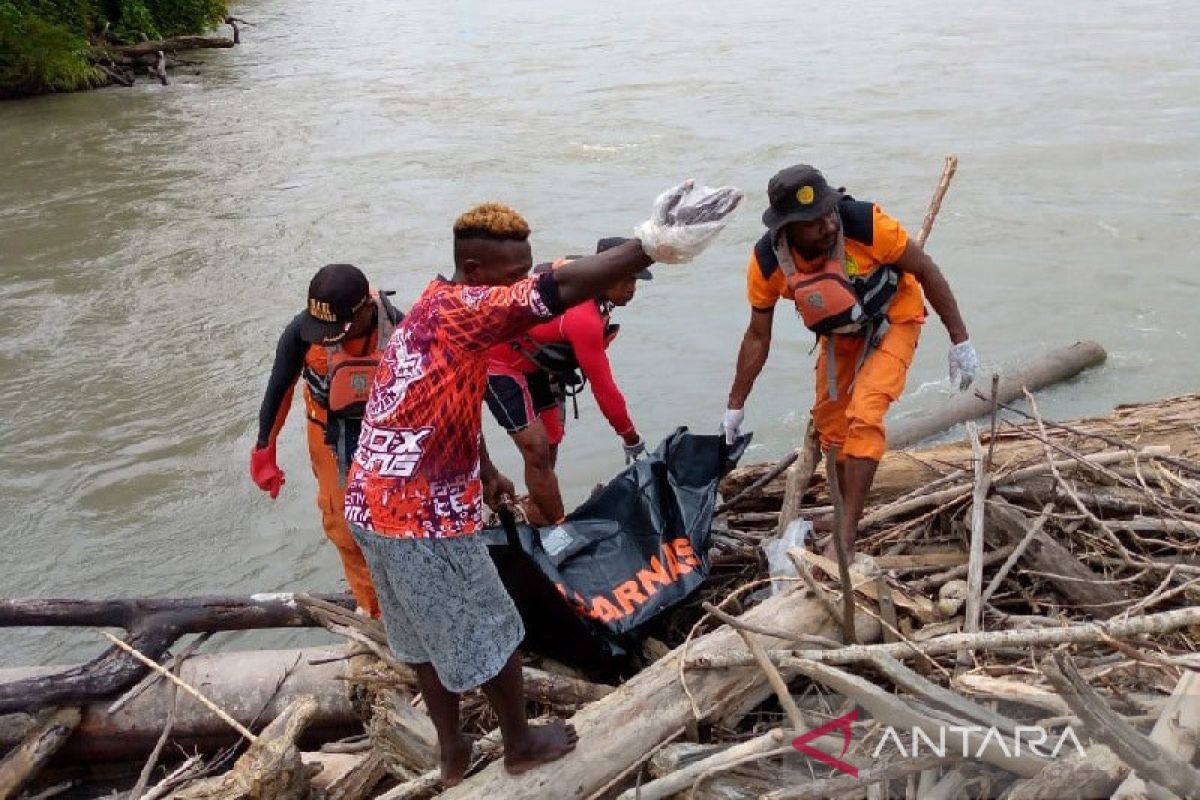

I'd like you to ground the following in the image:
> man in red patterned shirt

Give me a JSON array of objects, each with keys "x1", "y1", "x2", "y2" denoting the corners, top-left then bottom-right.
[{"x1": 345, "y1": 184, "x2": 741, "y2": 784}]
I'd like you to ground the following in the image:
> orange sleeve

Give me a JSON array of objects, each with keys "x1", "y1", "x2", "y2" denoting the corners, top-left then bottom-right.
[
  {"x1": 871, "y1": 205, "x2": 910, "y2": 264},
  {"x1": 746, "y1": 251, "x2": 781, "y2": 310}
]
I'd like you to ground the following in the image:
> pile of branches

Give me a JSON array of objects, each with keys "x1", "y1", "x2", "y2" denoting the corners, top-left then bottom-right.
[
  {"x1": 312, "y1": 392, "x2": 1200, "y2": 799},
  {"x1": 660, "y1": 391, "x2": 1200, "y2": 799},
  {"x1": 5, "y1": 394, "x2": 1199, "y2": 799}
]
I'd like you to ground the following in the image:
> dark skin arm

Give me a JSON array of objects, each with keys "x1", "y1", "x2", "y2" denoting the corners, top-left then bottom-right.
[
  {"x1": 551, "y1": 240, "x2": 654, "y2": 309},
  {"x1": 894, "y1": 241, "x2": 969, "y2": 344},
  {"x1": 726, "y1": 306, "x2": 775, "y2": 410}
]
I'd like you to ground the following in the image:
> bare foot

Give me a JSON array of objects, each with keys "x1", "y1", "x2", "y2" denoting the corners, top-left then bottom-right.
[
  {"x1": 440, "y1": 734, "x2": 473, "y2": 786},
  {"x1": 503, "y1": 721, "x2": 578, "y2": 775}
]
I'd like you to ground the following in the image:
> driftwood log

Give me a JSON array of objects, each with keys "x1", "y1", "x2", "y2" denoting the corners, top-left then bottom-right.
[
  {"x1": 721, "y1": 391, "x2": 1200, "y2": 513},
  {"x1": 318, "y1": 749, "x2": 388, "y2": 800},
  {"x1": 888, "y1": 340, "x2": 1107, "y2": 449},
  {"x1": 0, "y1": 593, "x2": 354, "y2": 715},
  {"x1": 437, "y1": 588, "x2": 866, "y2": 799},
  {"x1": 985, "y1": 500, "x2": 1128, "y2": 619},
  {"x1": 171, "y1": 696, "x2": 318, "y2": 800},
  {"x1": 116, "y1": 36, "x2": 235, "y2": 56},
  {"x1": 1042, "y1": 653, "x2": 1200, "y2": 799},
  {"x1": 0, "y1": 646, "x2": 356, "y2": 762},
  {"x1": 1005, "y1": 745, "x2": 1128, "y2": 800},
  {"x1": 0, "y1": 707, "x2": 80, "y2": 799},
  {"x1": 1111, "y1": 670, "x2": 1200, "y2": 800},
  {"x1": 0, "y1": 644, "x2": 611, "y2": 765}
]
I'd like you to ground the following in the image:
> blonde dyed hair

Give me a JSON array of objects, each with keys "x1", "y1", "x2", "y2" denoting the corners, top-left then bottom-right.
[{"x1": 453, "y1": 202, "x2": 531, "y2": 241}]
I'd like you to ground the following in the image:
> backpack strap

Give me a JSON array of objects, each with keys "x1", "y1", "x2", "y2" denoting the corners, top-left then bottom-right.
[
  {"x1": 838, "y1": 198, "x2": 876, "y2": 245},
  {"x1": 379, "y1": 290, "x2": 405, "y2": 325},
  {"x1": 753, "y1": 231, "x2": 781, "y2": 280},
  {"x1": 373, "y1": 294, "x2": 399, "y2": 350}
]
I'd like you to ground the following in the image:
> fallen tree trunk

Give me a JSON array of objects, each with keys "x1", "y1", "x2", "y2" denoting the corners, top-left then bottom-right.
[
  {"x1": 888, "y1": 340, "x2": 1107, "y2": 449},
  {"x1": 0, "y1": 647, "x2": 357, "y2": 762},
  {"x1": 0, "y1": 644, "x2": 611, "y2": 764},
  {"x1": 0, "y1": 593, "x2": 353, "y2": 715},
  {"x1": 438, "y1": 588, "x2": 862, "y2": 799},
  {"x1": 1006, "y1": 744, "x2": 1127, "y2": 800},
  {"x1": 115, "y1": 36, "x2": 235, "y2": 56}
]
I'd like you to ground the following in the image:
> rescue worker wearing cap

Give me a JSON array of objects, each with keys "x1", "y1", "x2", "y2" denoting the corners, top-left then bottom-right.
[
  {"x1": 250, "y1": 263, "x2": 405, "y2": 617},
  {"x1": 485, "y1": 237, "x2": 652, "y2": 526},
  {"x1": 721, "y1": 165, "x2": 978, "y2": 559}
]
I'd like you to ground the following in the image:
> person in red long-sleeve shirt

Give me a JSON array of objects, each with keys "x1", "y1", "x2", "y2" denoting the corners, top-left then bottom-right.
[{"x1": 485, "y1": 237, "x2": 650, "y2": 524}]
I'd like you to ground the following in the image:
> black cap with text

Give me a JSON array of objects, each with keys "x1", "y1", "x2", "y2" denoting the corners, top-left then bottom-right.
[{"x1": 299, "y1": 263, "x2": 370, "y2": 345}]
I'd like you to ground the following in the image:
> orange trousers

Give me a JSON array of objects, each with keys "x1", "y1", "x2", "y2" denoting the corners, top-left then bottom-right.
[
  {"x1": 306, "y1": 420, "x2": 380, "y2": 617},
  {"x1": 812, "y1": 322, "x2": 921, "y2": 462}
]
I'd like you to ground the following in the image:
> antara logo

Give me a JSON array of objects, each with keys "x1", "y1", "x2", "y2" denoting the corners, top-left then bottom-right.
[
  {"x1": 792, "y1": 709, "x2": 858, "y2": 777},
  {"x1": 790, "y1": 708, "x2": 1086, "y2": 777}
]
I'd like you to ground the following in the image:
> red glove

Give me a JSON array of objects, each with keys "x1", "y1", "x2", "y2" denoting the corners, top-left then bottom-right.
[{"x1": 250, "y1": 443, "x2": 285, "y2": 499}]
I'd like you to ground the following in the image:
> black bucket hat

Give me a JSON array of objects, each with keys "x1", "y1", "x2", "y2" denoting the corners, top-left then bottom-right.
[{"x1": 761, "y1": 164, "x2": 842, "y2": 231}]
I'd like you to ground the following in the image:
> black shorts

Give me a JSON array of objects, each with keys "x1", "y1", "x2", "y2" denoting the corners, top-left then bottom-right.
[{"x1": 486, "y1": 370, "x2": 560, "y2": 435}]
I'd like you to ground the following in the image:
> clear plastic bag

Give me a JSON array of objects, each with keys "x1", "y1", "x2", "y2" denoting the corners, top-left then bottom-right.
[
  {"x1": 761, "y1": 518, "x2": 812, "y2": 595},
  {"x1": 634, "y1": 180, "x2": 743, "y2": 264}
]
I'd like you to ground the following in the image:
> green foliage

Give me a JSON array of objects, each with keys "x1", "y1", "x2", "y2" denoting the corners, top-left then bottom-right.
[
  {"x1": 109, "y1": 0, "x2": 160, "y2": 42},
  {"x1": 0, "y1": 0, "x2": 229, "y2": 96},
  {"x1": 0, "y1": 3, "x2": 104, "y2": 96},
  {"x1": 144, "y1": 0, "x2": 227, "y2": 37}
]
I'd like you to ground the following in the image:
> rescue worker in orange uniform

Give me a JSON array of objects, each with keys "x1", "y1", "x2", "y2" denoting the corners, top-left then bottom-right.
[
  {"x1": 721, "y1": 165, "x2": 978, "y2": 558},
  {"x1": 250, "y1": 263, "x2": 404, "y2": 617}
]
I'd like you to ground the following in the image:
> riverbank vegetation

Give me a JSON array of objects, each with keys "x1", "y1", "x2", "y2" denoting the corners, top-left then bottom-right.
[{"x1": 0, "y1": 0, "x2": 229, "y2": 97}]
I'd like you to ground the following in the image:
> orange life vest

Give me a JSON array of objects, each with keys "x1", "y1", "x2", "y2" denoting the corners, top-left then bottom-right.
[
  {"x1": 760, "y1": 222, "x2": 900, "y2": 402},
  {"x1": 773, "y1": 230, "x2": 899, "y2": 337},
  {"x1": 302, "y1": 292, "x2": 397, "y2": 419}
]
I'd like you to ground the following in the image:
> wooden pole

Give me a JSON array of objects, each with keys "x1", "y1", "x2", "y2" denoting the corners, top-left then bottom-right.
[
  {"x1": 825, "y1": 446, "x2": 858, "y2": 645},
  {"x1": 100, "y1": 632, "x2": 257, "y2": 743},
  {"x1": 960, "y1": 422, "x2": 991, "y2": 661},
  {"x1": 773, "y1": 420, "x2": 821, "y2": 538},
  {"x1": 916, "y1": 155, "x2": 958, "y2": 248}
]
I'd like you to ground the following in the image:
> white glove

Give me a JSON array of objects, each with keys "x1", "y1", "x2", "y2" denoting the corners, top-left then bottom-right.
[
  {"x1": 634, "y1": 180, "x2": 743, "y2": 264},
  {"x1": 948, "y1": 340, "x2": 979, "y2": 391},
  {"x1": 622, "y1": 437, "x2": 647, "y2": 464},
  {"x1": 720, "y1": 408, "x2": 744, "y2": 446}
]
